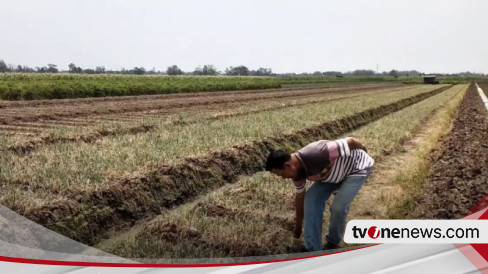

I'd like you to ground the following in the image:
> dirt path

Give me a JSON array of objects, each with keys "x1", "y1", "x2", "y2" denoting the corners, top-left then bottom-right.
[
  {"x1": 412, "y1": 82, "x2": 488, "y2": 219},
  {"x1": 349, "y1": 82, "x2": 488, "y2": 223},
  {"x1": 349, "y1": 84, "x2": 469, "y2": 221}
]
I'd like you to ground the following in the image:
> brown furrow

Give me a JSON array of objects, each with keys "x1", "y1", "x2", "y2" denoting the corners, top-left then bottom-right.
[
  {"x1": 413, "y1": 82, "x2": 488, "y2": 219},
  {"x1": 8, "y1": 125, "x2": 155, "y2": 154},
  {"x1": 0, "y1": 85, "x2": 402, "y2": 124},
  {"x1": 0, "y1": 84, "x2": 399, "y2": 108},
  {"x1": 5, "y1": 87, "x2": 403, "y2": 153}
]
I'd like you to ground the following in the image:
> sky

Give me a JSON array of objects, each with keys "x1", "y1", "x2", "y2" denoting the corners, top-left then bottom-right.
[{"x1": 1, "y1": 0, "x2": 487, "y2": 74}]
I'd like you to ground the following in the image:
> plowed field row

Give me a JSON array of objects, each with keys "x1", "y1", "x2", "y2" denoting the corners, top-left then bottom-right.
[
  {"x1": 5, "y1": 85, "x2": 423, "y2": 152},
  {"x1": 0, "y1": 83, "x2": 400, "y2": 108},
  {"x1": 0, "y1": 84, "x2": 406, "y2": 128},
  {"x1": 413, "y1": 82, "x2": 488, "y2": 219}
]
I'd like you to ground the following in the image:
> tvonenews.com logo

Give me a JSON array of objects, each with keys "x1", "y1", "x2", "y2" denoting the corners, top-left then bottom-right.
[
  {"x1": 344, "y1": 220, "x2": 487, "y2": 244},
  {"x1": 353, "y1": 225, "x2": 478, "y2": 239},
  {"x1": 368, "y1": 226, "x2": 380, "y2": 239}
]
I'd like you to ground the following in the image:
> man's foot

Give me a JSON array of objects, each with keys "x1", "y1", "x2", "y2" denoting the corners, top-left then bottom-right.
[
  {"x1": 296, "y1": 244, "x2": 310, "y2": 252},
  {"x1": 323, "y1": 242, "x2": 339, "y2": 250},
  {"x1": 289, "y1": 243, "x2": 310, "y2": 253}
]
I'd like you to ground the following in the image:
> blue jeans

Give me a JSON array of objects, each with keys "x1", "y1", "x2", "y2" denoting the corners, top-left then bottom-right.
[{"x1": 304, "y1": 168, "x2": 371, "y2": 251}]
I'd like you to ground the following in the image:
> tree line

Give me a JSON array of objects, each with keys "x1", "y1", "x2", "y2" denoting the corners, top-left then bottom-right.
[
  {"x1": 0, "y1": 59, "x2": 485, "y2": 77},
  {"x1": 0, "y1": 60, "x2": 274, "y2": 76}
]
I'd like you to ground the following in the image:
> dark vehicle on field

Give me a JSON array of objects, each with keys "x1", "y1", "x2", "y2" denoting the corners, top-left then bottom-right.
[{"x1": 423, "y1": 75, "x2": 440, "y2": 84}]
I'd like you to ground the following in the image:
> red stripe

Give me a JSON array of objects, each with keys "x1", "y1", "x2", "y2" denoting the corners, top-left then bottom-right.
[{"x1": 0, "y1": 244, "x2": 379, "y2": 268}]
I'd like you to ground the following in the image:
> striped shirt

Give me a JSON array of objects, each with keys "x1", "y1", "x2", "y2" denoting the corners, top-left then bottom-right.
[{"x1": 292, "y1": 139, "x2": 374, "y2": 193}]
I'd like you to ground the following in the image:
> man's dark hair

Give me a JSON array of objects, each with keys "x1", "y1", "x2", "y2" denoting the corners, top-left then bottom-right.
[{"x1": 265, "y1": 150, "x2": 291, "y2": 171}]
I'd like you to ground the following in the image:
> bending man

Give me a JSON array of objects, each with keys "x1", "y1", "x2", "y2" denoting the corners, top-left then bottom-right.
[{"x1": 265, "y1": 137, "x2": 374, "y2": 251}]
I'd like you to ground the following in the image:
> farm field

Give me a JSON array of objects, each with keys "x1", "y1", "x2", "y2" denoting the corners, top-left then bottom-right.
[
  {"x1": 0, "y1": 74, "x2": 282, "y2": 100},
  {"x1": 0, "y1": 83, "x2": 403, "y2": 139},
  {"x1": 1, "y1": 81, "x2": 486, "y2": 261},
  {"x1": 96, "y1": 84, "x2": 467, "y2": 260},
  {"x1": 0, "y1": 74, "x2": 414, "y2": 100},
  {"x1": 0, "y1": 73, "x2": 470, "y2": 101},
  {"x1": 0, "y1": 84, "x2": 438, "y2": 191}
]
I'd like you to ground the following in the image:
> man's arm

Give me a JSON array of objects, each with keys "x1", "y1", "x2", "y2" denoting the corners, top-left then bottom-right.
[
  {"x1": 345, "y1": 137, "x2": 368, "y2": 153},
  {"x1": 294, "y1": 191, "x2": 305, "y2": 238}
]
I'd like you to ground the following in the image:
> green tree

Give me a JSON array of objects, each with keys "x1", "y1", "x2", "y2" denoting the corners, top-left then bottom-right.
[
  {"x1": 0, "y1": 60, "x2": 8, "y2": 73},
  {"x1": 166, "y1": 65, "x2": 183, "y2": 75},
  {"x1": 68, "y1": 63, "x2": 82, "y2": 73},
  {"x1": 133, "y1": 67, "x2": 146, "y2": 75},
  {"x1": 95, "y1": 66, "x2": 106, "y2": 74},
  {"x1": 255, "y1": 67, "x2": 272, "y2": 76},
  {"x1": 225, "y1": 66, "x2": 249, "y2": 76},
  {"x1": 194, "y1": 65, "x2": 218, "y2": 75},
  {"x1": 47, "y1": 64, "x2": 59, "y2": 73}
]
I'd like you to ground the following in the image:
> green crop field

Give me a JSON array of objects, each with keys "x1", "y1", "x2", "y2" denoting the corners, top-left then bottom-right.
[
  {"x1": 0, "y1": 74, "x2": 282, "y2": 100},
  {"x1": 0, "y1": 73, "x2": 473, "y2": 100}
]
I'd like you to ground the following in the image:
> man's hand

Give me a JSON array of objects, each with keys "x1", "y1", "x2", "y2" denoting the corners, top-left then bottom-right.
[
  {"x1": 293, "y1": 223, "x2": 302, "y2": 238},
  {"x1": 294, "y1": 191, "x2": 305, "y2": 238}
]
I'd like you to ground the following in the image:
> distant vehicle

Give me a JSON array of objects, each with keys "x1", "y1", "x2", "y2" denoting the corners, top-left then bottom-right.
[{"x1": 423, "y1": 75, "x2": 440, "y2": 84}]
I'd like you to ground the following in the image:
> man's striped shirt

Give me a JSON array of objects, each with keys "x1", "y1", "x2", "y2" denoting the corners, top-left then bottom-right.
[{"x1": 292, "y1": 139, "x2": 374, "y2": 193}]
